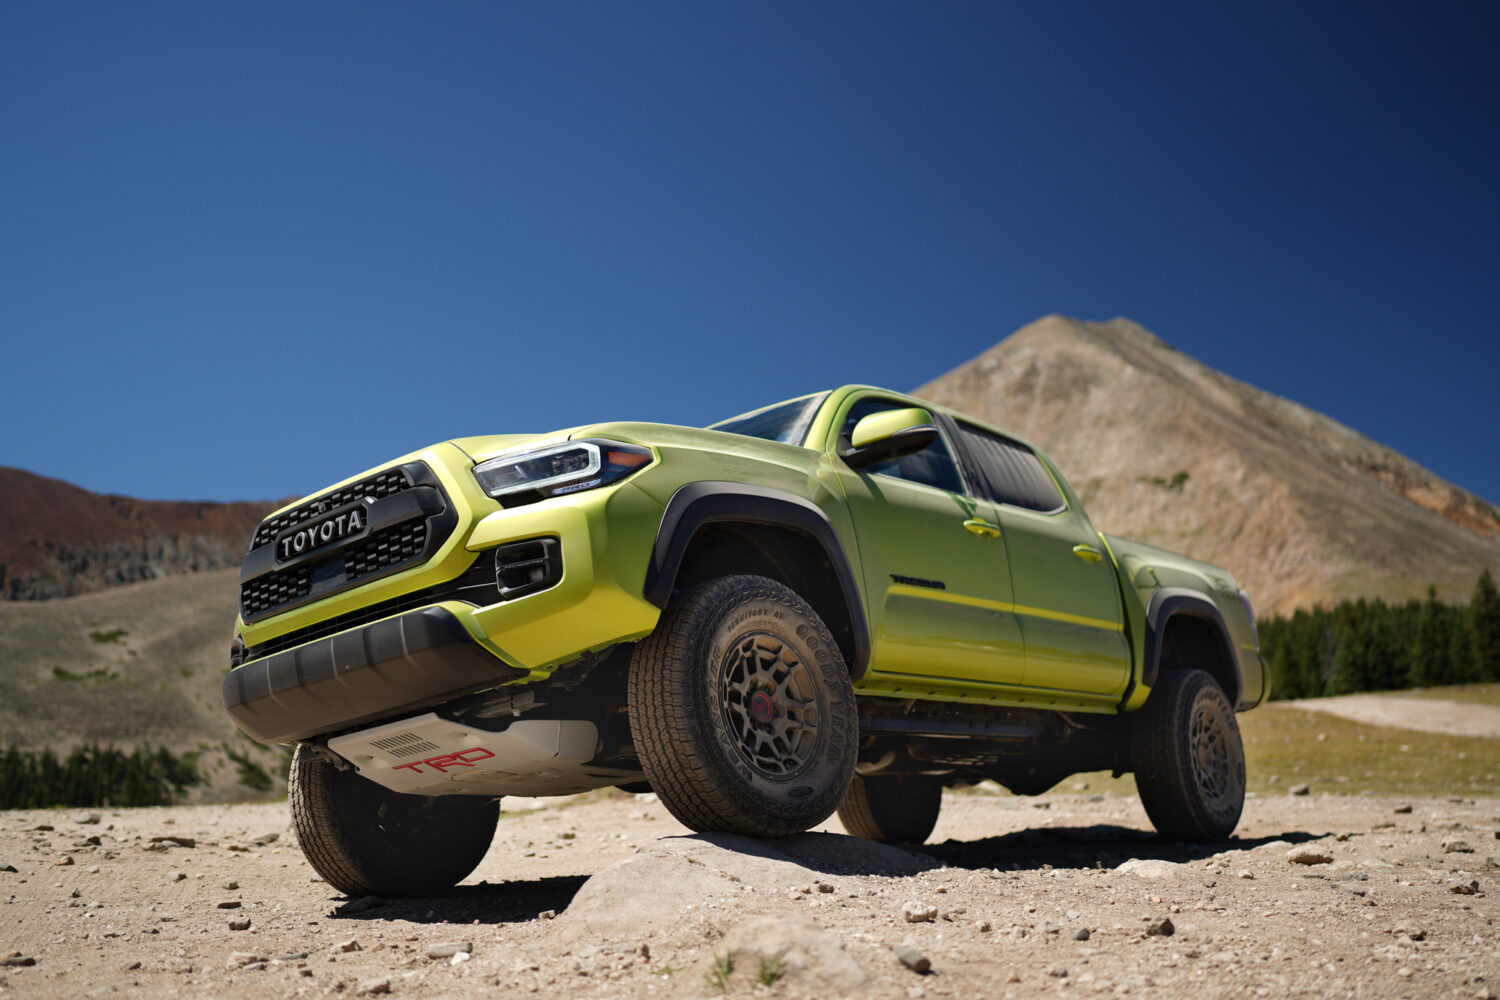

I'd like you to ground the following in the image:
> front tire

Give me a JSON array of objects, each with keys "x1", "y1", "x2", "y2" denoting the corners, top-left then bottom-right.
[
  {"x1": 289, "y1": 745, "x2": 499, "y2": 897},
  {"x1": 627, "y1": 574, "x2": 857, "y2": 837},
  {"x1": 1130, "y1": 669, "x2": 1246, "y2": 841},
  {"x1": 837, "y1": 774, "x2": 942, "y2": 845}
]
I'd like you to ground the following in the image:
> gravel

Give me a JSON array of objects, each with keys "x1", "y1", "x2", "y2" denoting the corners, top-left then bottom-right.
[{"x1": 0, "y1": 790, "x2": 1495, "y2": 1000}]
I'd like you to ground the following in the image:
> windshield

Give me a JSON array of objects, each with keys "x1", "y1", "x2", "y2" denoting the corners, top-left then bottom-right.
[{"x1": 708, "y1": 392, "x2": 829, "y2": 446}]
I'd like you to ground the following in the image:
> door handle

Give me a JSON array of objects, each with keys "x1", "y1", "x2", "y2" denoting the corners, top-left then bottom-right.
[
  {"x1": 1072, "y1": 543, "x2": 1104, "y2": 564},
  {"x1": 963, "y1": 518, "x2": 1001, "y2": 539}
]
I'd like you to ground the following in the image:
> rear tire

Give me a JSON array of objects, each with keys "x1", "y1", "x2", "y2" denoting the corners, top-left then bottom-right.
[
  {"x1": 837, "y1": 774, "x2": 942, "y2": 844},
  {"x1": 289, "y1": 745, "x2": 499, "y2": 896},
  {"x1": 627, "y1": 574, "x2": 857, "y2": 837},
  {"x1": 1130, "y1": 669, "x2": 1245, "y2": 841}
]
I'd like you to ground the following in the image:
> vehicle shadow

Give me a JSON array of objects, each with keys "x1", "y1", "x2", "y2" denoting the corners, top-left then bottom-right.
[
  {"x1": 325, "y1": 873, "x2": 587, "y2": 925},
  {"x1": 323, "y1": 826, "x2": 1324, "y2": 926},
  {"x1": 920, "y1": 824, "x2": 1324, "y2": 872}
]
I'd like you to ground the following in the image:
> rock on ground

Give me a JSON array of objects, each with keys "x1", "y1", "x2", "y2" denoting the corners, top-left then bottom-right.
[
  {"x1": 715, "y1": 914, "x2": 867, "y2": 989},
  {"x1": 556, "y1": 829, "x2": 934, "y2": 941}
]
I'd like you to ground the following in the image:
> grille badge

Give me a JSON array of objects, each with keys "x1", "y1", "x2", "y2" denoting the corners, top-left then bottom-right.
[{"x1": 274, "y1": 500, "x2": 371, "y2": 562}]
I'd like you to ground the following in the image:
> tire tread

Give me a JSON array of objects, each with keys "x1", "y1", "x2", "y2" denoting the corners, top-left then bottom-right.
[
  {"x1": 1131, "y1": 669, "x2": 1244, "y2": 841},
  {"x1": 289, "y1": 746, "x2": 498, "y2": 896},
  {"x1": 627, "y1": 574, "x2": 855, "y2": 837},
  {"x1": 837, "y1": 774, "x2": 942, "y2": 845}
]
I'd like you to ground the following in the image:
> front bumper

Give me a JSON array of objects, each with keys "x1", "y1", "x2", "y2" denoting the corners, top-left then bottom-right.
[
  {"x1": 223, "y1": 607, "x2": 527, "y2": 744},
  {"x1": 226, "y1": 480, "x2": 668, "y2": 744}
]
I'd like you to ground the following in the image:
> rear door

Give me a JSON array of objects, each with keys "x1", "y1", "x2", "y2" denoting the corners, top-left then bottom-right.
[
  {"x1": 947, "y1": 419, "x2": 1131, "y2": 697},
  {"x1": 830, "y1": 394, "x2": 1025, "y2": 686}
]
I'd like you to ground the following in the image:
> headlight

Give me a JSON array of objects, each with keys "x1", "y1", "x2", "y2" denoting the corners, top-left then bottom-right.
[{"x1": 473, "y1": 439, "x2": 653, "y2": 503}]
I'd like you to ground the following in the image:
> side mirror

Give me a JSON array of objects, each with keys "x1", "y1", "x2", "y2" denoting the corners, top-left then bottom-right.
[{"x1": 841, "y1": 407, "x2": 940, "y2": 469}]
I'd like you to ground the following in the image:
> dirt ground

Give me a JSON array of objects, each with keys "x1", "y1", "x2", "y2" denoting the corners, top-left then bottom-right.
[
  {"x1": 2, "y1": 782, "x2": 1496, "y2": 1000},
  {"x1": 1287, "y1": 695, "x2": 1500, "y2": 740}
]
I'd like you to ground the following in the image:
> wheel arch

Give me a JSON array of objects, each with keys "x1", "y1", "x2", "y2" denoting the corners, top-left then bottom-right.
[
  {"x1": 642, "y1": 482, "x2": 871, "y2": 679},
  {"x1": 1142, "y1": 588, "x2": 1242, "y2": 706}
]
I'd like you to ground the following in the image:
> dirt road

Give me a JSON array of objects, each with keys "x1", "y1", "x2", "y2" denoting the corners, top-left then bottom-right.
[
  {"x1": 1287, "y1": 694, "x2": 1500, "y2": 740},
  {"x1": 2, "y1": 787, "x2": 1495, "y2": 1000}
]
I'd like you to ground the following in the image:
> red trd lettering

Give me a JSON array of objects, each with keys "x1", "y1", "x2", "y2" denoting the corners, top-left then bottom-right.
[
  {"x1": 389, "y1": 746, "x2": 495, "y2": 775},
  {"x1": 426, "y1": 747, "x2": 496, "y2": 772}
]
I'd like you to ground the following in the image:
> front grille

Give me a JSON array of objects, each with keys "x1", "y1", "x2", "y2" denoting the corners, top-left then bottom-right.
[
  {"x1": 241, "y1": 564, "x2": 314, "y2": 619},
  {"x1": 251, "y1": 469, "x2": 411, "y2": 550},
  {"x1": 239, "y1": 461, "x2": 457, "y2": 623},
  {"x1": 243, "y1": 549, "x2": 500, "y2": 661},
  {"x1": 345, "y1": 521, "x2": 428, "y2": 580}
]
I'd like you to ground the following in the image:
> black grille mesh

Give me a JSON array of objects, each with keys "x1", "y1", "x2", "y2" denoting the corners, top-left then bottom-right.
[
  {"x1": 242, "y1": 550, "x2": 498, "y2": 660},
  {"x1": 251, "y1": 469, "x2": 411, "y2": 550},
  {"x1": 344, "y1": 521, "x2": 428, "y2": 580},
  {"x1": 241, "y1": 564, "x2": 313, "y2": 619}
]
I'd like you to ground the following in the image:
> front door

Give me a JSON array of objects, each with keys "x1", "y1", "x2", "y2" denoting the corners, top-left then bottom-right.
[{"x1": 832, "y1": 395, "x2": 1025, "y2": 687}]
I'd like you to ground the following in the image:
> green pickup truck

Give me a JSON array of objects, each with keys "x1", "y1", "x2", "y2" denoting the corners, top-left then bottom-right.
[{"x1": 224, "y1": 385, "x2": 1267, "y2": 896}]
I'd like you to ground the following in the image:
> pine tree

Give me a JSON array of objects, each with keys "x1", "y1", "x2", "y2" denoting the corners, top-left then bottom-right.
[
  {"x1": 1366, "y1": 600, "x2": 1406, "y2": 691},
  {"x1": 1330, "y1": 602, "x2": 1373, "y2": 693},
  {"x1": 1473, "y1": 570, "x2": 1500, "y2": 681},
  {"x1": 1410, "y1": 586, "x2": 1450, "y2": 687},
  {"x1": 1448, "y1": 615, "x2": 1480, "y2": 685},
  {"x1": 1267, "y1": 630, "x2": 1292, "y2": 699}
]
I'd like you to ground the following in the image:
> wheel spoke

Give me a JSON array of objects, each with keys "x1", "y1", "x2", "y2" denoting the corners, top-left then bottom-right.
[
  {"x1": 1188, "y1": 705, "x2": 1232, "y2": 802},
  {"x1": 717, "y1": 631, "x2": 824, "y2": 776}
]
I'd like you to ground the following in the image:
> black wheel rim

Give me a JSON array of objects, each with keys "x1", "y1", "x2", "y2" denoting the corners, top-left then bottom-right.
[
  {"x1": 719, "y1": 632, "x2": 821, "y2": 777},
  {"x1": 1189, "y1": 703, "x2": 1232, "y2": 806}
]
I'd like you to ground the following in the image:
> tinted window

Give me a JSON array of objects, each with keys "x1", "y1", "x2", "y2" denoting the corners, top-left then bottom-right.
[
  {"x1": 954, "y1": 422, "x2": 1065, "y2": 513},
  {"x1": 710, "y1": 392, "x2": 829, "y2": 446},
  {"x1": 840, "y1": 398, "x2": 964, "y2": 494}
]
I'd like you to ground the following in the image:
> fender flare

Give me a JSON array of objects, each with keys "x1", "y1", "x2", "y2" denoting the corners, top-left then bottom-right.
[
  {"x1": 642, "y1": 481, "x2": 871, "y2": 678},
  {"x1": 1142, "y1": 587, "x2": 1241, "y2": 705}
]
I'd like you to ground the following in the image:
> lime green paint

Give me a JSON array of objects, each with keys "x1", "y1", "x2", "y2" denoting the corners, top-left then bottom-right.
[
  {"x1": 997, "y1": 501, "x2": 1130, "y2": 696},
  {"x1": 882, "y1": 584, "x2": 1123, "y2": 634},
  {"x1": 1100, "y1": 535, "x2": 1153, "y2": 712},
  {"x1": 825, "y1": 388, "x2": 1028, "y2": 688},
  {"x1": 855, "y1": 670, "x2": 1124, "y2": 713},
  {"x1": 463, "y1": 482, "x2": 665, "y2": 672},
  {"x1": 848, "y1": 406, "x2": 934, "y2": 448},
  {"x1": 230, "y1": 383, "x2": 1263, "y2": 722}
]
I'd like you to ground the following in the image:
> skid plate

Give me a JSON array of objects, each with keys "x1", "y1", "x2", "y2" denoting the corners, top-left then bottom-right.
[{"x1": 327, "y1": 712, "x2": 631, "y2": 797}]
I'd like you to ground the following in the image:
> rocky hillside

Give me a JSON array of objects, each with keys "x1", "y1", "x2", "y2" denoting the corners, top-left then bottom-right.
[
  {"x1": 0, "y1": 467, "x2": 274, "y2": 600},
  {"x1": 915, "y1": 315, "x2": 1500, "y2": 613}
]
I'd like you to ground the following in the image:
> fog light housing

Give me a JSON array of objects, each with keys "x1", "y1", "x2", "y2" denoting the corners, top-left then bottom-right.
[{"x1": 493, "y1": 537, "x2": 563, "y2": 600}]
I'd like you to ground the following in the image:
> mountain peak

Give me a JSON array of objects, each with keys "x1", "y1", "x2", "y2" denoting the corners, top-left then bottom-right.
[
  {"x1": 1002, "y1": 314, "x2": 1169, "y2": 352},
  {"x1": 915, "y1": 317, "x2": 1500, "y2": 613}
]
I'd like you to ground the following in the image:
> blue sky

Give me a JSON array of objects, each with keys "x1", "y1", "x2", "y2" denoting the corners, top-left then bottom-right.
[{"x1": 3, "y1": 3, "x2": 1496, "y2": 504}]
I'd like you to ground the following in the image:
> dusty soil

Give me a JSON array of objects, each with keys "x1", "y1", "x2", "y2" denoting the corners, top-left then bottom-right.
[
  {"x1": 2, "y1": 787, "x2": 1497, "y2": 1000},
  {"x1": 1288, "y1": 695, "x2": 1500, "y2": 740}
]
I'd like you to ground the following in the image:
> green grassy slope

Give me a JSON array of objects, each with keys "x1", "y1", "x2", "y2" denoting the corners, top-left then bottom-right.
[{"x1": 0, "y1": 569, "x2": 286, "y2": 802}]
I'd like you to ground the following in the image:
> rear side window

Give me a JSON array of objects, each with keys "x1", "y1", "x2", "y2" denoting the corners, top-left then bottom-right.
[
  {"x1": 840, "y1": 398, "x2": 965, "y2": 495},
  {"x1": 953, "y1": 422, "x2": 1065, "y2": 513}
]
